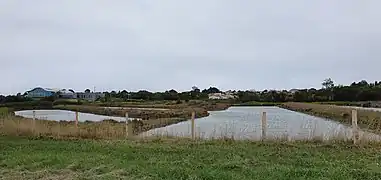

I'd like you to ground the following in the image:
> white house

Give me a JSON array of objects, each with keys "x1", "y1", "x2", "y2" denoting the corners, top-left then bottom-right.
[
  {"x1": 208, "y1": 92, "x2": 237, "y2": 100},
  {"x1": 76, "y1": 92, "x2": 105, "y2": 101}
]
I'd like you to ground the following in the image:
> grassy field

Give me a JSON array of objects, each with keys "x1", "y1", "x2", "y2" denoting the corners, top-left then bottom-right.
[{"x1": 1, "y1": 136, "x2": 381, "y2": 180}]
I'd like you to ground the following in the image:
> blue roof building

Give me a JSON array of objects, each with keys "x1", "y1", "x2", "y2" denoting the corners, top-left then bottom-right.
[{"x1": 26, "y1": 87, "x2": 59, "y2": 98}]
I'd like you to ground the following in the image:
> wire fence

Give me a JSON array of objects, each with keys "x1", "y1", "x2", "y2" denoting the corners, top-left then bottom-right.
[{"x1": 1, "y1": 107, "x2": 381, "y2": 144}]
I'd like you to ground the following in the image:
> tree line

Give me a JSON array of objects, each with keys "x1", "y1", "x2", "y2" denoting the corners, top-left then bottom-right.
[{"x1": 1, "y1": 79, "x2": 381, "y2": 104}]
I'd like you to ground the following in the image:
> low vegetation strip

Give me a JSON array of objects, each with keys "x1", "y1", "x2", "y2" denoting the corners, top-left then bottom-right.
[
  {"x1": 53, "y1": 105, "x2": 208, "y2": 120},
  {"x1": 233, "y1": 101, "x2": 281, "y2": 106},
  {"x1": 280, "y1": 102, "x2": 381, "y2": 133},
  {"x1": 316, "y1": 101, "x2": 381, "y2": 108},
  {"x1": 1, "y1": 136, "x2": 381, "y2": 180}
]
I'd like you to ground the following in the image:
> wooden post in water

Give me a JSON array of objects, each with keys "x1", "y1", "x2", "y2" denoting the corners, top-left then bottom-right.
[
  {"x1": 32, "y1": 110, "x2": 36, "y2": 120},
  {"x1": 32, "y1": 110, "x2": 36, "y2": 134},
  {"x1": 75, "y1": 111, "x2": 79, "y2": 129},
  {"x1": 191, "y1": 112, "x2": 195, "y2": 140},
  {"x1": 352, "y1": 109, "x2": 359, "y2": 145},
  {"x1": 261, "y1": 111, "x2": 267, "y2": 141}
]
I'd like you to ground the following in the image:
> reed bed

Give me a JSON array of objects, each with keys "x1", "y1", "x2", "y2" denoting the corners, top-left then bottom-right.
[{"x1": 0, "y1": 114, "x2": 185, "y2": 140}]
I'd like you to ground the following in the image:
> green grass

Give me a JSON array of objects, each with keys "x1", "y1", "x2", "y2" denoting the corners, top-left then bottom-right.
[
  {"x1": 0, "y1": 107, "x2": 9, "y2": 116},
  {"x1": 1, "y1": 136, "x2": 381, "y2": 179}
]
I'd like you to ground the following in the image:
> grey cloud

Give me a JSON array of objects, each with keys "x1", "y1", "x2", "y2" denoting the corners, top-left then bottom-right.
[{"x1": 1, "y1": 0, "x2": 381, "y2": 95}]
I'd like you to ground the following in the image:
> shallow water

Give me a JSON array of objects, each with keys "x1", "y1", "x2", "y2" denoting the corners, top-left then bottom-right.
[
  {"x1": 15, "y1": 110, "x2": 136, "y2": 122},
  {"x1": 142, "y1": 106, "x2": 381, "y2": 141}
]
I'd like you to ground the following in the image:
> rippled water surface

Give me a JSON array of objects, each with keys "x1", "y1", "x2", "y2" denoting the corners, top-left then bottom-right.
[{"x1": 143, "y1": 106, "x2": 381, "y2": 141}]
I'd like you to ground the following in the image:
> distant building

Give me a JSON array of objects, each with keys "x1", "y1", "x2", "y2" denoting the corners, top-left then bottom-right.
[
  {"x1": 26, "y1": 87, "x2": 78, "y2": 99},
  {"x1": 76, "y1": 92, "x2": 105, "y2": 101},
  {"x1": 26, "y1": 87, "x2": 60, "y2": 98},
  {"x1": 208, "y1": 92, "x2": 237, "y2": 100},
  {"x1": 59, "y1": 89, "x2": 77, "y2": 99},
  {"x1": 289, "y1": 89, "x2": 299, "y2": 94}
]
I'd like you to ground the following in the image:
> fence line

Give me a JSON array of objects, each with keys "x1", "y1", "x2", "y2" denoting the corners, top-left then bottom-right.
[{"x1": 1, "y1": 109, "x2": 377, "y2": 144}]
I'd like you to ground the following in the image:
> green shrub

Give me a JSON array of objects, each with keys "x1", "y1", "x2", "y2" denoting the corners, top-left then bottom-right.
[{"x1": 0, "y1": 101, "x2": 53, "y2": 111}]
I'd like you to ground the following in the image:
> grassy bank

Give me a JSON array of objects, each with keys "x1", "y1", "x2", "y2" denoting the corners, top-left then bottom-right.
[
  {"x1": 1, "y1": 136, "x2": 381, "y2": 179},
  {"x1": 280, "y1": 102, "x2": 381, "y2": 133},
  {"x1": 93, "y1": 100, "x2": 231, "y2": 111},
  {"x1": 52, "y1": 100, "x2": 231, "y2": 120},
  {"x1": 315, "y1": 101, "x2": 381, "y2": 108},
  {"x1": 1, "y1": 100, "x2": 231, "y2": 119},
  {"x1": 53, "y1": 105, "x2": 208, "y2": 119},
  {"x1": 233, "y1": 101, "x2": 282, "y2": 106}
]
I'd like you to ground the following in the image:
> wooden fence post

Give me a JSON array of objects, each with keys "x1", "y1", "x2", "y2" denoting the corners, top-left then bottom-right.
[
  {"x1": 32, "y1": 110, "x2": 36, "y2": 134},
  {"x1": 125, "y1": 112, "x2": 129, "y2": 138},
  {"x1": 75, "y1": 111, "x2": 79, "y2": 128},
  {"x1": 352, "y1": 109, "x2": 359, "y2": 145},
  {"x1": 261, "y1": 111, "x2": 267, "y2": 141},
  {"x1": 191, "y1": 112, "x2": 195, "y2": 140}
]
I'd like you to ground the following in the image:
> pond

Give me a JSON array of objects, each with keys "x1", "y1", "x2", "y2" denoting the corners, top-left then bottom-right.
[
  {"x1": 142, "y1": 106, "x2": 381, "y2": 141},
  {"x1": 14, "y1": 110, "x2": 137, "y2": 122}
]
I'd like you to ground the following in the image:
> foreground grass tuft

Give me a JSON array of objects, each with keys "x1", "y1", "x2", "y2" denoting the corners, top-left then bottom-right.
[{"x1": 1, "y1": 136, "x2": 381, "y2": 179}]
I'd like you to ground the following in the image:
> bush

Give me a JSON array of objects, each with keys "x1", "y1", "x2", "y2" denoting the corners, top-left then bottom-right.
[
  {"x1": 53, "y1": 99, "x2": 83, "y2": 106},
  {"x1": 0, "y1": 101, "x2": 53, "y2": 111}
]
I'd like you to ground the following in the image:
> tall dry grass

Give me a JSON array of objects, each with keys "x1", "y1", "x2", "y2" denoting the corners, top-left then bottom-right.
[
  {"x1": 280, "y1": 102, "x2": 381, "y2": 134},
  {"x1": 0, "y1": 113, "x2": 186, "y2": 140},
  {"x1": 0, "y1": 115, "x2": 126, "y2": 139}
]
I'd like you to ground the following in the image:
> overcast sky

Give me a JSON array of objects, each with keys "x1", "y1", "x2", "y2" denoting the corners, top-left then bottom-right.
[{"x1": 1, "y1": 0, "x2": 380, "y2": 95}]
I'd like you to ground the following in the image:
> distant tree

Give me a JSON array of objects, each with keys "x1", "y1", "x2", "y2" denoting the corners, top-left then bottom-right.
[
  {"x1": 163, "y1": 89, "x2": 179, "y2": 100},
  {"x1": 322, "y1": 78, "x2": 335, "y2": 100},
  {"x1": 168, "y1": 89, "x2": 178, "y2": 94},
  {"x1": 322, "y1": 78, "x2": 334, "y2": 89},
  {"x1": 68, "y1": 89, "x2": 75, "y2": 93},
  {"x1": 0, "y1": 95, "x2": 5, "y2": 103},
  {"x1": 85, "y1": 89, "x2": 91, "y2": 93},
  {"x1": 202, "y1": 87, "x2": 221, "y2": 94},
  {"x1": 358, "y1": 80, "x2": 369, "y2": 86}
]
